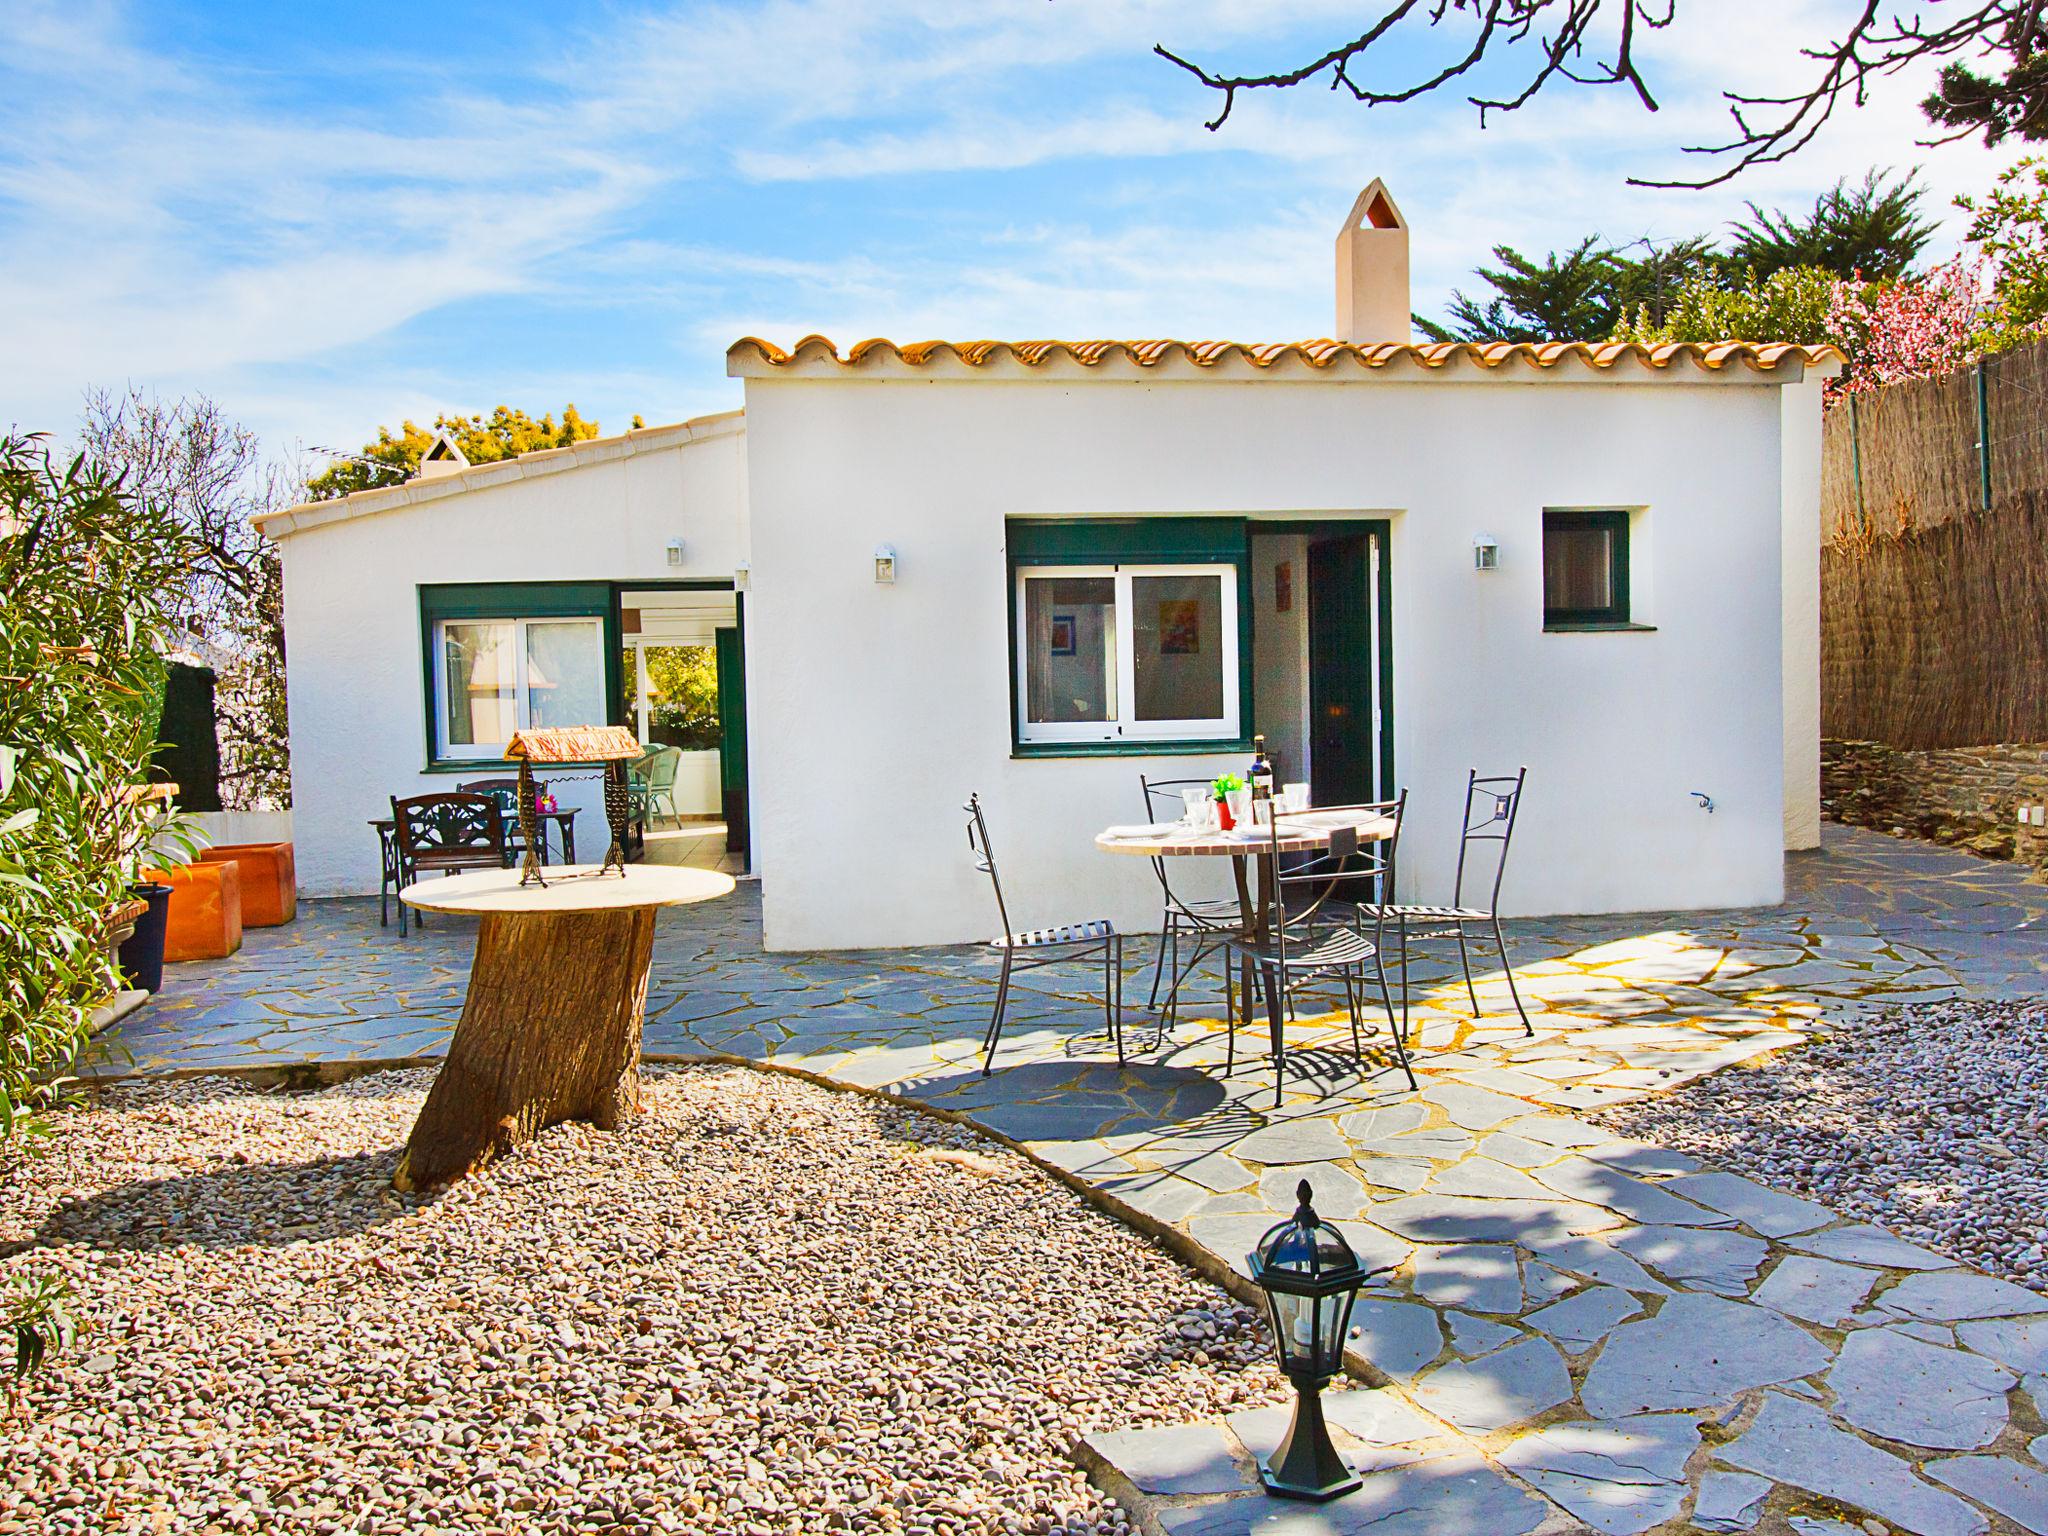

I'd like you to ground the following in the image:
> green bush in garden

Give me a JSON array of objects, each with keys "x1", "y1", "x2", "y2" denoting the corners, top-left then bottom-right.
[
  {"x1": 0, "y1": 432, "x2": 192, "y2": 1131},
  {"x1": 0, "y1": 433, "x2": 194, "y2": 1374},
  {"x1": 1613, "y1": 266, "x2": 1843, "y2": 348}
]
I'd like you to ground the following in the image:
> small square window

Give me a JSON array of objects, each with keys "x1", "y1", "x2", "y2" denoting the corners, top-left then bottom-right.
[{"x1": 1543, "y1": 510, "x2": 1629, "y2": 627}]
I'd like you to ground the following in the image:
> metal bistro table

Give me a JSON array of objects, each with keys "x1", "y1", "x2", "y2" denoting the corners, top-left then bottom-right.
[
  {"x1": 392, "y1": 862, "x2": 734, "y2": 1191},
  {"x1": 1095, "y1": 809, "x2": 1397, "y2": 1076}
]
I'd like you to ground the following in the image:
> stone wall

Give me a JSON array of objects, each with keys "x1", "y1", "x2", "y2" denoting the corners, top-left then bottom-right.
[{"x1": 1822, "y1": 738, "x2": 2048, "y2": 863}]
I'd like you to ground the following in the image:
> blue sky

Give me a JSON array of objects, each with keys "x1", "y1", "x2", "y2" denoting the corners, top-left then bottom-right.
[{"x1": 0, "y1": 1, "x2": 2026, "y2": 465}]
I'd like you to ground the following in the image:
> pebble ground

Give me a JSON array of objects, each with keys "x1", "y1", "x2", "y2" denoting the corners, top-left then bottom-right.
[
  {"x1": 0, "y1": 1066, "x2": 1286, "y2": 1536},
  {"x1": 1598, "y1": 997, "x2": 2048, "y2": 1283}
]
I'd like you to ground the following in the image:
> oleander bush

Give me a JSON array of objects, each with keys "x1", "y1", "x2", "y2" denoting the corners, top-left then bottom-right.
[{"x1": 0, "y1": 433, "x2": 193, "y2": 1141}]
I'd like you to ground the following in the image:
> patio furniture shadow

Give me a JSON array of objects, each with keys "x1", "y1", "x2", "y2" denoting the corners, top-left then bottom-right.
[
  {"x1": 24, "y1": 1149, "x2": 410, "y2": 1255},
  {"x1": 894, "y1": 1058, "x2": 1231, "y2": 1141}
]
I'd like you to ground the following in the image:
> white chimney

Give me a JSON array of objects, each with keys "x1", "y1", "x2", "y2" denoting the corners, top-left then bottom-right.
[
  {"x1": 1335, "y1": 180, "x2": 1411, "y2": 345},
  {"x1": 414, "y1": 430, "x2": 471, "y2": 482}
]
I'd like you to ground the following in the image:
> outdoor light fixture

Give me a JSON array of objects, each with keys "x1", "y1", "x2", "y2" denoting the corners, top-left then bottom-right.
[
  {"x1": 874, "y1": 544, "x2": 897, "y2": 584},
  {"x1": 1248, "y1": 1180, "x2": 1372, "y2": 1502},
  {"x1": 666, "y1": 538, "x2": 686, "y2": 567},
  {"x1": 733, "y1": 562, "x2": 751, "y2": 592},
  {"x1": 1472, "y1": 534, "x2": 1500, "y2": 571}
]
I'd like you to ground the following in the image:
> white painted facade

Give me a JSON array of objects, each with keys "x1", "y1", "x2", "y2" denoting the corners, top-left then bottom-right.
[
  {"x1": 263, "y1": 415, "x2": 746, "y2": 896},
  {"x1": 734, "y1": 355, "x2": 1820, "y2": 949},
  {"x1": 260, "y1": 184, "x2": 1832, "y2": 949}
]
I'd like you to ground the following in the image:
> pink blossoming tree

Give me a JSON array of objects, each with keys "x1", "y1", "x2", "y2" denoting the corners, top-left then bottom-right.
[{"x1": 1826, "y1": 258, "x2": 1987, "y2": 398}]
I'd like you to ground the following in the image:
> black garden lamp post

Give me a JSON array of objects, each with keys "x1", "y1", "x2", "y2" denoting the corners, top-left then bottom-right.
[{"x1": 1247, "y1": 1179, "x2": 1369, "y2": 1502}]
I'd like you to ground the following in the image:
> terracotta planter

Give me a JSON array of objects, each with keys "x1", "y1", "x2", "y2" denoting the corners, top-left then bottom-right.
[
  {"x1": 141, "y1": 861, "x2": 244, "y2": 961},
  {"x1": 197, "y1": 841, "x2": 296, "y2": 927}
]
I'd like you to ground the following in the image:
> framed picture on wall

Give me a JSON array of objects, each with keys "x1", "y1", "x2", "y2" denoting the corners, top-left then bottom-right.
[
  {"x1": 1158, "y1": 598, "x2": 1201, "y2": 655},
  {"x1": 1049, "y1": 613, "x2": 1077, "y2": 656}
]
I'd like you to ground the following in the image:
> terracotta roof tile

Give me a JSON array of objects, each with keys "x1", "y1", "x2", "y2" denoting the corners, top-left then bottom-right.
[{"x1": 727, "y1": 335, "x2": 1843, "y2": 375}]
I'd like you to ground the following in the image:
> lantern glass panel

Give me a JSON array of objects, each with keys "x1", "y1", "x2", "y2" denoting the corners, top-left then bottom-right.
[
  {"x1": 1314, "y1": 1288, "x2": 1358, "y2": 1376},
  {"x1": 1267, "y1": 1290, "x2": 1317, "y2": 1370}
]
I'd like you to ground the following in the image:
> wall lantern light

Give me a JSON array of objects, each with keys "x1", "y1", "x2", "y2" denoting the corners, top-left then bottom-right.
[
  {"x1": 874, "y1": 544, "x2": 898, "y2": 584},
  {"x1": 1248, "y1": 1180, "x2": 1372, "y2": 1501},
  {"x1": 665, "y1": 538, "x2": 686, "y2": 567},
  {"x1": 733, "y1": 562, "x2": 751, "y2": 592},
  {"x1": 1472, "y1": 534, "x2": 1500, "y2": 572}
]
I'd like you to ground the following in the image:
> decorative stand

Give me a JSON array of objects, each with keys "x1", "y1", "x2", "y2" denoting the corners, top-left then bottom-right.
[
  {"x1": 601, "y1": 760, "x2": 631, "y2": 876},
  {"x1": 514, "y1": 757, "x2": 545, "y2": 887},
  {"x1": 504, "y1": 725, "x2": 644, "y2": 887}
]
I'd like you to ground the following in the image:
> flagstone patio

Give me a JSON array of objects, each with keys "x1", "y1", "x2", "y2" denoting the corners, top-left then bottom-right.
[{"x1": 98, "y1": 825, "x2": 2048, "y2": 1536}]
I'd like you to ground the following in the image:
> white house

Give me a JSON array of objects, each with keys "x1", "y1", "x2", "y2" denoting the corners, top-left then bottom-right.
[{"x1": 259, "y1": 182, "x2": 1835, "y2": 951}]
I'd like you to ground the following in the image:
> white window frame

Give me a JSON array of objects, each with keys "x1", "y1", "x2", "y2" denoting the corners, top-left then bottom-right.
[
  {"x1": 432, "y1": 615, "x2": 605, "y2": 761},
  {"x1": 1014, "y1": 562, "x2": 1240, "y2": 746}
]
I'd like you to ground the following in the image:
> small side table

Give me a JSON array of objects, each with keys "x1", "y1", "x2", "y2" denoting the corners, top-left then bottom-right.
[{"x1": 392, "y1": 863, "x2": 734, "y2": 1190}]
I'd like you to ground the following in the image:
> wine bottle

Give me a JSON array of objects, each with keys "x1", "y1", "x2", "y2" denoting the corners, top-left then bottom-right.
[{"x1": 1249, "y1": 734, "x2": 1274, "y2": 804}]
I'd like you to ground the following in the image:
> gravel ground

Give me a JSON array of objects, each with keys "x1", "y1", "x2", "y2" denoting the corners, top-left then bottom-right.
[
  {"x1": 1596, "y1": 997, "x2": 2048, "y2": 1283},
  {"x1": 0, "y1": 1065, "x2": 1285, "y2": 1536}
]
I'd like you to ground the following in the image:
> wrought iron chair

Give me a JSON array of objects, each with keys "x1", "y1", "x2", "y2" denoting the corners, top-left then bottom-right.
[
  {"x1": 389, "y1": 793, "x2": 507, "y2": 936},
  {"x1": 966, "y1": 793, "x2": 1124, "y2": 1076},
  {"x1": 1361, "y1": 768, "x2": 1532, "y2": 1039},
  {"x1": 372, "y1": 820, "x2": 402, "y2": 928},
  {"x1": 1218, "y1": 795, "x2": 1415, "y2": 1104},
  {"x1": 458, "y1": 777, "x2": 547, "y2": 868},
  {"x1": 1138, "y1": 774, "x2": 1245, "y2": 1024}
]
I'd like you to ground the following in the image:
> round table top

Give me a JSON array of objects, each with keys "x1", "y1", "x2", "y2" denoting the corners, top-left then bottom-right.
[
  {"x1": 1095, "y1": 810, "x2": 1397, "y2": 858},
  {"x1": 400, "y1": 863, "x2": 736, "y2": 915}
]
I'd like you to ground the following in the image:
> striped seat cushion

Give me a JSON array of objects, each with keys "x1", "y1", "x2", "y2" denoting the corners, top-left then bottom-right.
[
  {"x1": 1358, "y1": 903, "x2": 1492, "y2": 922},
  {"x1": 1232, "y1": 927, "x2": 1379, "y2": 971},
  {"x1": 991, "y1": 919, "x2": 1116, "y2": 949}
]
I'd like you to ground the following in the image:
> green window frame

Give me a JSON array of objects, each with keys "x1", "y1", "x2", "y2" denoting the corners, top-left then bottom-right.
[
  {"x1": 417, "y1": 582, "x2": 621, "y2": 770},
  {"x1": 1542, "y1": 509, "x2": 1631, "y2": 630},
  {"x1": 1006, "y1": 518, "x2": 1253, "y2": 756}
]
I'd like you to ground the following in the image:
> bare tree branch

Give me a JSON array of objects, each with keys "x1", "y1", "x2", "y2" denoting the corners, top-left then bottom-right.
[{"x1": 1156, "y1": 1, "x2": 2048, "y2": 188}]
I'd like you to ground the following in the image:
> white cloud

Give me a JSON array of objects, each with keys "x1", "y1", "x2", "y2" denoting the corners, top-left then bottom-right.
[{"x1": 0, "y1": 0, "x2": 2035, "y2": 457}]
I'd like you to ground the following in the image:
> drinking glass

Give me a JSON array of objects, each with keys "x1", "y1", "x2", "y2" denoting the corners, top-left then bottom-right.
[
  {"x1": 1283, "y1": 782, "x2": 1310, "y2": 813},
  {"x1": 1181, "y1": 788, "x2": 1208, "y2": 826}
]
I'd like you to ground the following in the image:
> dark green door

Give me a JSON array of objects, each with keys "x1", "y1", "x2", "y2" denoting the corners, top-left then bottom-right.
[
  {"x1": 714, "y1": 623, "x2": 749, "y2": 863},
  {"x1": 1307, "y1": 533, "x2": 1377, "y2": 805}
]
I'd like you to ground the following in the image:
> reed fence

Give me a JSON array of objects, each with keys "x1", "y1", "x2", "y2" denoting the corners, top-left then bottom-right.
[{"x1": 1821, "y1": 335, "x2": 2048, "y2": 747}]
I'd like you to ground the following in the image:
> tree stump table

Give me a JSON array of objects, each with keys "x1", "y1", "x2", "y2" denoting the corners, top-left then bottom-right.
[{"x1": 393, "y1": 863, "x2": 735, "y2": 1191}]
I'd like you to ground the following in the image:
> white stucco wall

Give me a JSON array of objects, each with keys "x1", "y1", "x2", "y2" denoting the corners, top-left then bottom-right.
[
  {"x1": 270, "y1": 420, "x2": 747, "y2": 896},
  {"x1": 740, "y1": 370, "x2": 1801, "y2": 950},
  {"x1": 1780, "y1": 378, "x2": 1824, "y2": 851}
]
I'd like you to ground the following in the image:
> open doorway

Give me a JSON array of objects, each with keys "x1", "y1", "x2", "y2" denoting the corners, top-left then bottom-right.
[
  {"x1": 1249, "y1": 522, "x2": 1391, "y2": 807},
  {"x1": 617, "y1": 586, "x2": 747, "y2": 874}
]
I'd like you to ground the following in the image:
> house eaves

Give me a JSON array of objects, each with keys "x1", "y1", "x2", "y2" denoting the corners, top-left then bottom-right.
[
  {"x1": 727, "y1": 335, "x2": 1844, "y2": 385},
  {"x1": 255, "y1": 409, "x2": 746, "y2": 541}
]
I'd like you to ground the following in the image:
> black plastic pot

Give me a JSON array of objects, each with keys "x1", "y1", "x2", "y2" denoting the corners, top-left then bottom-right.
[{"x1": 117, "y1": 881, "x2": 173, "y2": 993}]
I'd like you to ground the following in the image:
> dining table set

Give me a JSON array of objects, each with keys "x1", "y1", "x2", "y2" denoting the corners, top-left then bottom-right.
[{"x1": 1093, "y1": 799, "x2": 1403, "y2": 1089}]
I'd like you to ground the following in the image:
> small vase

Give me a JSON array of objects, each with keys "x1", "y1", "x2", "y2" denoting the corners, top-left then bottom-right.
[{"x1": 1215, "y1": 796, "x2": 1234, "y2": 832}]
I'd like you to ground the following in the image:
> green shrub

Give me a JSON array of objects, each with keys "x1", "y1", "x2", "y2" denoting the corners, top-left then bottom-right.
[
  {"x1": 1614, "y1": 266, "x2": 1843, "y2": 348},
  {"x1": 0, "y1": 434, "x2": 194, "y2": 1140},
  {"x1": 5, "y1": 1275, "x2": 79, "y2": 1379}
]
